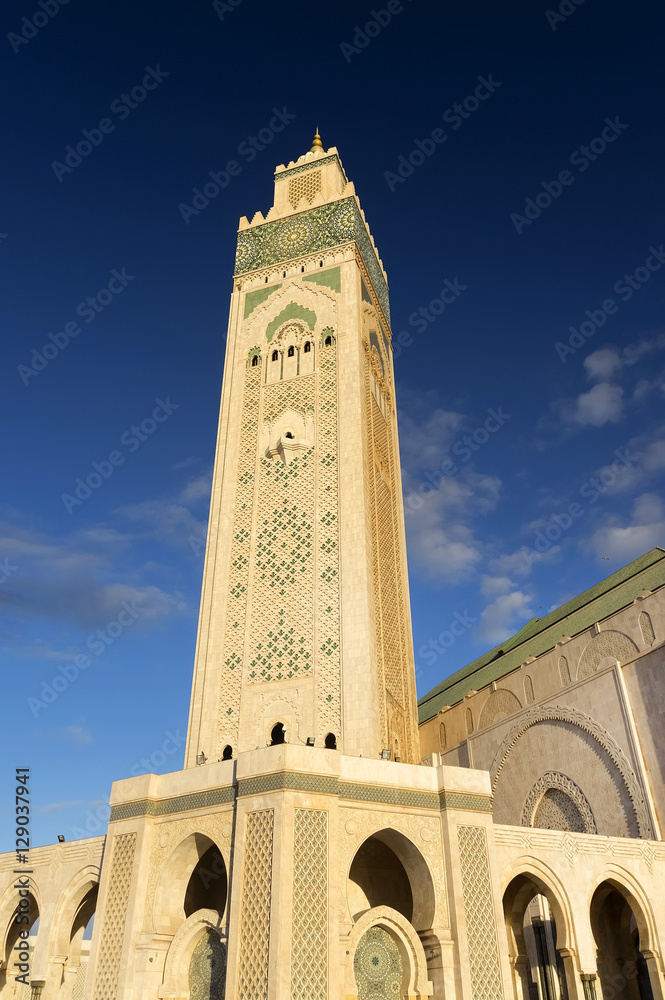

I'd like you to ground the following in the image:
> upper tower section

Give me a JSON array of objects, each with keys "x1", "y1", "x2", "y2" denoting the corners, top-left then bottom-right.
[
  {"x1": 185, "y1": 133, "x2": 419, "y2": 769},
  {"x1": 234, "y1": 134, "x2": 391, "y2": 330}
]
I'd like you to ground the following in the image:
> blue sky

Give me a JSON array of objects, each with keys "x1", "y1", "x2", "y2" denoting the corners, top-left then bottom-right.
[{"x1": 1, "y1": 0, "x2": 664, "y2": 849}]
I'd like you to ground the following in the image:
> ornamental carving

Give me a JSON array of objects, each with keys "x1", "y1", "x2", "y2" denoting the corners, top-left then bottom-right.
[
  {"x1": 521, "y1": 772, "x2": 596, "y2": 834},
  {"x1": 577, "y1": 630, "x2": 638, "y2": 678},
  {"x1": 142, "y1": 814, "x2": 233, "y2": 933},
  {"x1": 338, "y1": 808, "x2": 448, "y2": 929},
  {"x1": 489, "y1": 704, "x2": 654, "y2": 838}
]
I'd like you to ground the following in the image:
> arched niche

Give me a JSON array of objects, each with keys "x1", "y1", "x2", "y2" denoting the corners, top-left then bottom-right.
[
  {"x1": 161, "y1": 908, "x2": 226, "y2": 1000},
  {"x1": 346, "y1": 828, "x2": 436, "y2": 933},
  {"x1": 503, "y1": 867, "x2": 576, "y2": 1000},
  {"x1": 153, "y1": 833, "x2": 228, "y2": 936},
  {"x1": 344, "y1": 906, "x2": 433, "y2": 1000}
]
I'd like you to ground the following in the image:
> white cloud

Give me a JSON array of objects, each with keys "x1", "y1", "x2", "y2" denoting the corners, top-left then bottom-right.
[
  {"x1": 0, "y1": 518, "x2": 187, "y2": 630},
  {"x1": 573, "y1": 382, "x2": 623, "y2": 427},
  {"x1": 488, "y1": 545, "x2": 560, "y2": 578},
  {"x1": 583, "y1": 493, "x2": 665, "y2": 564},
  {"x1": 60, "y1": 725, "x2": 93, "y2": 746},
  {"x1": 400, "y1": 406, "x2": 505, "y2": 583},
  {"x1": 480, "y1": 575, "x2": 514, "y2": 596},
  {"x1": 584, "y1": 348, "x2": 623, "y2": 382},
  {"x1": 479, "y1": 591, "x2": 535, "y2": 645}
]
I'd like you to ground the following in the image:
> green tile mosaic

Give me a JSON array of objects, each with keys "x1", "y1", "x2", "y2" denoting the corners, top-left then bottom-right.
[
  {"x1": 303, "y1": 267, "x2": 341, "y2": 293},
  {"x1": 244, "y1": 283, "x2": 282, "y2": 319},
  {"x1": 235, "y1": 198, "x2": 390, "y2": 324},
  {"x1": 275, "y1": 154, "x2": 345, "y2": 182},
  {"x1": 109, "y1": 787, "x2": 235, "y2": 821},
  {"x1": 266, "y1": 302, "x2": 316, "y2": 342},
  {"x1": 108, "y1": 774, "x2": 491, "y2": 820}
]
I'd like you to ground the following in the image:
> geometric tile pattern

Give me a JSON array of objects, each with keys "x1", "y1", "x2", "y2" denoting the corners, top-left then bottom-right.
[
  {"x1": 317, "y1": 348, "x2": 341, "y2": 738},
  {"x1": 291, "y1": 809, "x2": 328, "y2": 1000},
  {"x1": 109, "y1": 787, "x2": 235, "y2": 821},
  {"x1": 216, "y1": 364, "x2": 262, "y2": 753},
  {"x1": 235, "y1": 198, "x2": 390, "y2": 324},
  {"x1": 288, "y1": 169, "x2": 321, "y2": 209},
  {"x1": 237, "y1": 810, "x2": 274, "y2": 1000},
  {"x1": 110, "y1": 774, "x2": 493, "y2": 819},
  {"x1": 364, "y1": 350, "x2": 416, "y2": 761},
  {"x1": 639, "y1": 611, "x2": 655, "y2": 646},
  {"x1": 276, "y1": 155, "x2": 341, "y2": 182},
  {"x1": 92, "y1": 833, "x2": 136, "y2": 1000},
  {"x1": 478, "y1": 689, "x2": 522, "y2": 729},
  {"x1": 439, "y1": 791, "x2": 494, "y2": 812},
  {"x1": 534, "y1": 788, "x2": 586, "y2": 833},
  {"x1": 577, "y1": 630, "x2": 638, "y2": 679},
  {"x1": 249, "y1": 373, "x2": 316, "y2": 683},
  {"x1": 72, "y1": 959, "x2": 89, "y2": 1000},
  {"x1": 354, "y1": 925, "x2": 402, "y2": 1000},
  {"x1": 189, "y1": 930, "x2": 227, "y2": 1000},
  {"x1": 522, "y1": 771, "x2": 596, "y2": 834},
  {"x1": 457, "y1": 825, "x2": 504, "y2": 1000}
]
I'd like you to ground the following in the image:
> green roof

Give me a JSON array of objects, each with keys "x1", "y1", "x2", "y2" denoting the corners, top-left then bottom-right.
[{"x1": 418, "y1": 547, "x2": 665, "y2": 724}]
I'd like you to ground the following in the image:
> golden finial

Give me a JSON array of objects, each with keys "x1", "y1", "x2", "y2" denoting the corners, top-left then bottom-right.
[{"x1": 310, "y1": 128, "x2": 323, "y2": 152}]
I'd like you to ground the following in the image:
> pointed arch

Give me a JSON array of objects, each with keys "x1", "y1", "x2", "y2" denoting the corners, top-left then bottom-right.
[
  {"x1": 161, "y1": 907, "x2": 226, "y2": 999},
  {"x1": 343, "y1": 906, "x2": 432, "y2": 999},
  {"x1": 346, "y1": 827, "x2": 436, "y2": 932},
  {"x1": 50, "y1": 865, "x2": 100, "y2": 958},
  {"x1": 153, "y1": 833, "x2": 227, "y2": 936},
  {"x1": 588, "y1": 865, "x2": 660, "y2": 958}
]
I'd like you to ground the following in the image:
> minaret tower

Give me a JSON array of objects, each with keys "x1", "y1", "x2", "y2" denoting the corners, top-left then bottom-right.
[{"x1": 185, "y1": 132, "x2": 419, "y2": 765}]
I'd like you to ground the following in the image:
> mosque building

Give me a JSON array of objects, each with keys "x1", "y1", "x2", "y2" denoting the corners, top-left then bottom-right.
[{"x1": 1, "y1": 133, "x2": 664, "y2": 1000}]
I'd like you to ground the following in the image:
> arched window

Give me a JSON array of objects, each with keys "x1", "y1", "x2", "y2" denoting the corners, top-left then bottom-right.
[
  {"x1": 303, "y1": 341, "x2": 311, "y2": 353},
  {"x1": 221, "y1": 745, "x2": 232, "y2": 761},
  {"x1": 251, "y1": 355, "x2": 259, "y2": 367},
  {"x1": 184, "y1": 844, "x2": 228, "y2": 918},
  {"x1": 324, "y1": 336, "x2": 332, "y2": 347},
  {"x1": 271, "y1": 350, "x2": 278, "y2": 362},
  {"x1": 324, "y1": 733, "x2": 337, "y2": 750},
  {"x1": 287, "y1": 345, "x2": 295, "y2": 357},
  {"x1": 270, "y1": 723, "x2": 286, "y2": 746}
]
